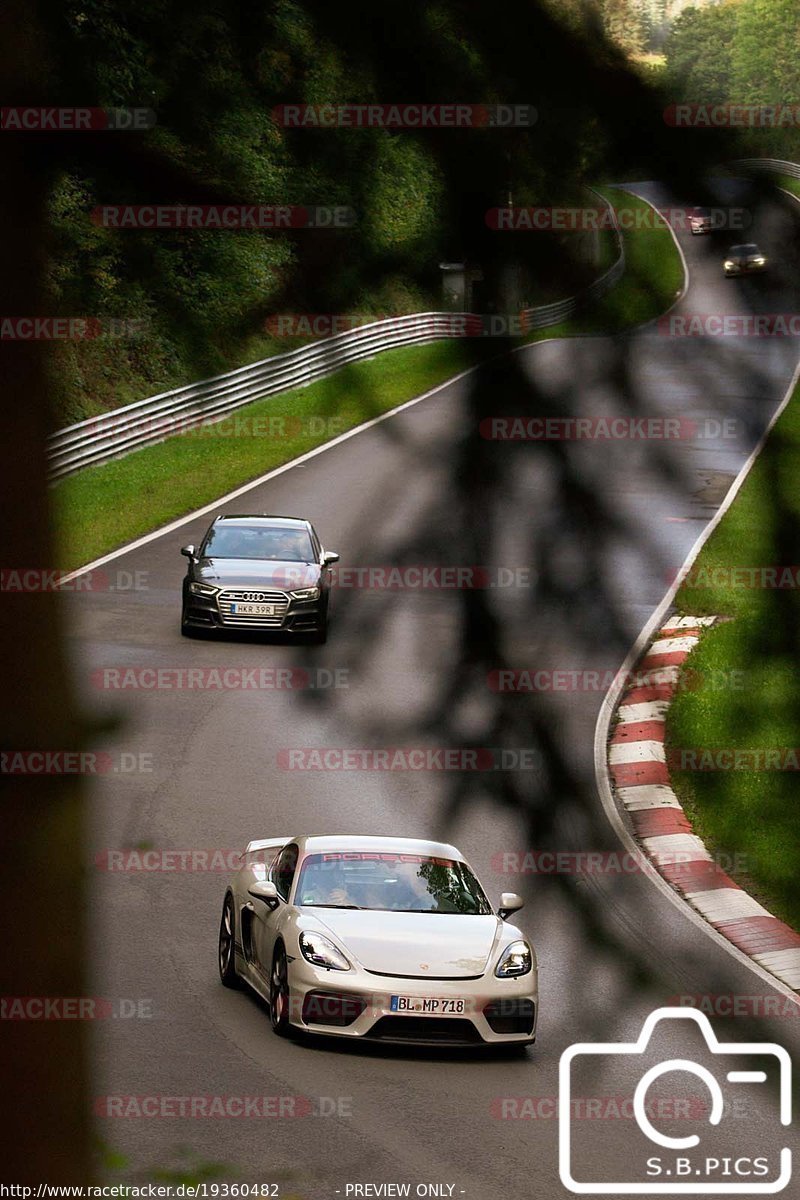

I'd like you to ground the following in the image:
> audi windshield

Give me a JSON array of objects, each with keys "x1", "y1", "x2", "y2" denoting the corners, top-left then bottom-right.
[{"x1": 201, "y1": 525, "x2": 314, "y2": 561}]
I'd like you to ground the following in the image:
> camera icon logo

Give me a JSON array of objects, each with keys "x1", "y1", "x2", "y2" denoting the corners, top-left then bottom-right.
[{"x1": 559, "y1": 1007, "x2": 791, "y2": 1193}]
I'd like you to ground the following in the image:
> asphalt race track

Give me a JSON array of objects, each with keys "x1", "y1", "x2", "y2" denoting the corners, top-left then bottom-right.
[{"x1": 66, "y1": 181, "x2": 800, "y2": 1198}]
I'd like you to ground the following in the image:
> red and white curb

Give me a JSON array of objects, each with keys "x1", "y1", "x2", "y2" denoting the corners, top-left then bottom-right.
[{"x1": 608, "y1": 614, "x2": 800, "y2": 994}]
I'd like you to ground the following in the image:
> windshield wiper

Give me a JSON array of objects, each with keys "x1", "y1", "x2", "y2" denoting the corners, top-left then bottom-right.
[{"x1": 303, "y1": 902, "x2": 362, "y2": 909}]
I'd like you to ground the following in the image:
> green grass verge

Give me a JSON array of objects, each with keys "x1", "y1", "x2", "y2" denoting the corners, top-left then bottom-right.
[
  {"x1": 54, "y1": 339, "x2": 487, "y2": 569},
  {"x1": 518, "y1": 187, "x2": 683, "y2": 343},
  {"x1": 774, "y1": 173, "x2": 800, "y2": 202},
  {"x1": 54, "y1": 183, "x2": 684, "y2": 572},
  {"x1": 667, "y1": 375, "x2": 800, "y2": 932},
  {"x1": 583, "y1": 187, "x2": 685, "y2": 331}
]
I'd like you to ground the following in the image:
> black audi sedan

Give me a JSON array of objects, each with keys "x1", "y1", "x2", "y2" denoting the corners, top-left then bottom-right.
[{"x1": 180, "y1": 514, "x2": 338, "y2": 642}]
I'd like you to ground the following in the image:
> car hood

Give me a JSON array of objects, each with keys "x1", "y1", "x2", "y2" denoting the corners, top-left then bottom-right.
[
  {"x1": 196, "y1": 558, "x2": 320, "y2": 589},
  {"x1": 306, "y1": 910, "x2": 506, "y2": 978}
]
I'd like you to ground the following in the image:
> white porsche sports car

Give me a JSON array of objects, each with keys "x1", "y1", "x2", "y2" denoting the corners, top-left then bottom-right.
[{"x1": 218, "y1": 835, "x2": 538, "y2": 1047}]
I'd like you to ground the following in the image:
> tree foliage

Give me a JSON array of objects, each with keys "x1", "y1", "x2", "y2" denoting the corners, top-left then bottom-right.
[
  {"x1": 665, "y1": 0, "x2": 800, "y2": 156},
  {"x1": 38, "y1": 0, "x2": 693, "y2": 423}
]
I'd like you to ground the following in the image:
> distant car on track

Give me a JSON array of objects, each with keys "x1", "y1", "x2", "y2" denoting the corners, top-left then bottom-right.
[
  {"x1": 218, "y1": 835, "x2": 538, "y2": 1047},
  {"x1": 689, "y1": 206, "x2": 713, "y2": 234},
  {"x1": 723, "y1": 243, "x2": 767, "y2": 276},
  {"x1": 180, "y1": 514, "x2": 338, "y2": 642}
]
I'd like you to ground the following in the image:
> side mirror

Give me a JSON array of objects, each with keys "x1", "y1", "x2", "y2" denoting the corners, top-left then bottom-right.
[
  {"x1": 180, "y1": 544, "x2": 196, "y2": 560},
  {"x1": 498, "y1": 892, "x2": 524, "y2": 920},
  {"x1": 321, "y1": 550, "x2": 340, "y2": 567},
  {"x1": 248, "y1": 880, "x2": 279, "y2": 909}
]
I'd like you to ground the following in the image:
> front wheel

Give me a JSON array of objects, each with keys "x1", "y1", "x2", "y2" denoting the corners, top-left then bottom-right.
[
  {"x1": 270, "y1": 945, "x2": 292, "y2": 1036},
  {"x1": 218, "y1": 894, "x2": 240, "y2": 988}
]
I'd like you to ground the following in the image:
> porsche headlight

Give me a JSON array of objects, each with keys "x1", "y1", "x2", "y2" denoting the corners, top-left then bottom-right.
[
  {"x1": 189, "y1": 581, "x2": 219, "y2": 596},
  {"x1": 495, "y1": 940, "x2": 532, "y2": 978},
  {"x1": 752, "y1": 256, "x2": 766, "y2": 265},
  {"x1": 724, "y1": 260, "x2": 734, "y2": 269},
  {"x1": 299, "y1": 931, "x2": 351, "y2": 971},
  {"x1": 290, "y1": 586, "x2": 320, "y2": 601}
]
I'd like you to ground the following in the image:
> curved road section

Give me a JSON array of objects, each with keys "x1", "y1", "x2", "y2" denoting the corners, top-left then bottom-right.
[{"x1": 66, "y1": 180, "x2": 800, "y2": 1198}]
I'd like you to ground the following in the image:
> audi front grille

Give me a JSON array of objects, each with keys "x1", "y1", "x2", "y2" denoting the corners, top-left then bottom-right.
[{"x1": 217, "y1": 588, "x2": 290, "y2": 628}]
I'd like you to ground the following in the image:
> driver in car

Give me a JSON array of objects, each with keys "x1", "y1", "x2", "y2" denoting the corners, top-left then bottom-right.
[
  {"x1": 300, "y1": 868, "x2": 356, "y2": 907},
  {"x1": 269, "y1": 530, "x2": 306, "y2": 560}
]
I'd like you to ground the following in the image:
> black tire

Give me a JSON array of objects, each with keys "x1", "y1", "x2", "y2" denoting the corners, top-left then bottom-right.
[
  {"x1": 269, "y1": 944, "x2": 292, "y2": 1036},
  {"x1": 218, "y1": 894, "x2": 240, "y2": 988}
]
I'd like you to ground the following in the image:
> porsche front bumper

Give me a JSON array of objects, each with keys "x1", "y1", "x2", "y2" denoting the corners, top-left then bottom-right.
[{"x1": 285, "y1": 956, "x2": 538, "y2": 1046}]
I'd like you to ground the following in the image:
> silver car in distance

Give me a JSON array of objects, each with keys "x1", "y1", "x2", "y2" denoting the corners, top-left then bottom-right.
[{"x1": 218, "y1": 835, "x2": 538, "y2": 1047}]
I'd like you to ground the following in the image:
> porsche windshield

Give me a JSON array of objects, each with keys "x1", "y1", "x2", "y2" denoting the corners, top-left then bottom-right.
[
  {"x1": 202, "y1": 524, "x2": 313, "y2": 561},
  {"x1": 295, "y1": 852, "x2": 493, "y2": 914}
]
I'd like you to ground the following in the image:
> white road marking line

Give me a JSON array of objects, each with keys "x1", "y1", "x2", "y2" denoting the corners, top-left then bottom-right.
[
  {"x1": 55, "y1": 363, "x2": 482, "y2": 584},
  {"x1": 592, "y1": 208, "x2": 800, "y2": 999}
]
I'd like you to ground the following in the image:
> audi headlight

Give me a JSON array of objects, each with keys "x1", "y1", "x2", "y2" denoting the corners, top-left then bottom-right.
[
  {"x1": 724, "y1": 260, "x2": 735, "y2": 269},
  {"x1": 189, "y1": 582, "x2": 219, "y2": 596},
  {"x1": 495, "y1": 940, "x2": 532, "y2": 978},
  {"x1": 290, "y1": 586, "x2": 320, "y2": 601},
  {"x1": 753, "y1": 256, "x2": 766, "y2": 265},
  {"x1": 299, "y1": 931, "x2": 351, "y2": 971}
]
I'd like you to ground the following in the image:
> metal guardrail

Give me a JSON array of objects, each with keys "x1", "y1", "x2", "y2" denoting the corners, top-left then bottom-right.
[
  {"x1": 732, "y1": 158, "x2": 800, "y2": 180},
  {"x1": 47, "y1": 202, "x2": 625, "y2": 480}
]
